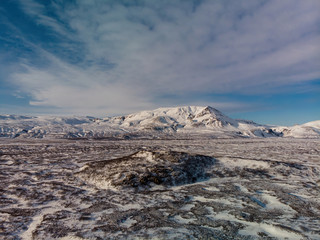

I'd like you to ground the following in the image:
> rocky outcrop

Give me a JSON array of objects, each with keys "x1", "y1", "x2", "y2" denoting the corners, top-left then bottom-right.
[{"x1": 77, "y1": 150, "x2": 216, "y2": 190}]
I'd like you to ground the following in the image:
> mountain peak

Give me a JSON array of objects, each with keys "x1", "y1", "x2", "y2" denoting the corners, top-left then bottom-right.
[{"x1": 204, "y1": 105, "x2": 219, "y2": 112}]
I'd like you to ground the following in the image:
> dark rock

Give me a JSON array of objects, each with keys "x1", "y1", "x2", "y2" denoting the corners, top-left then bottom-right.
[{"x1": 77, "y1": 150, "x2": 216, "y2": 190}]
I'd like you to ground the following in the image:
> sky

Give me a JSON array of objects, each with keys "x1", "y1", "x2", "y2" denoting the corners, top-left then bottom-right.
[{"x1": 0, "y1": 0, "x2": 319, "y2": 125}]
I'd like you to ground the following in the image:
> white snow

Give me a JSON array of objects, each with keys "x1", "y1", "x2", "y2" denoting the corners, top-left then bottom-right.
[
  {"x1": 1, "y1": 137, "x2": 319, "y2": 239},
  {"x1": 259, "y1": 191, "x2": 296, "y2": 213},
  {"x1": 21, "y1": 203, "x2": 70, "y2": 240},
  {"x1": 302, "y1": 120, "x2": 320, "y2": 128},
  {"x1": 120, "y1": 216, "x2": 137, "y2": 228},
  {"x1": 203, "y1": 186, "x2": 220, "y2": 191},
  {"x1": 118, "y1": 203, "x2": 143, "y2": 211},
  {"x1": 180, "y1": 204, "x2": 195, "y2": 211},
  {"x1": 193, "y1": 195, "x2": 214, "y2": 203},
  {"x1": 59, "y1": 236, "x2": 86, "y2": 240},
  {"x1": 133, "y1": 150, "x2": 157, "y2": 163},
  {"x1": 1, "y1": 106, "x2": 319, "y2": 139},
  {"x1": 212, "y1": 211, "x2": 304, "y2": 240},
  {"x1": 173, "y1": 215, "x2": 196, "y2": 224}
]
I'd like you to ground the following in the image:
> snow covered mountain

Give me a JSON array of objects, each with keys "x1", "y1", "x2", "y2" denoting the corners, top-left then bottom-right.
[
  {"x1": 107, "y1": 106, "x2": 239, "y2": 130},
  {"x1": 0, "y1": 106, "x2": 319, "y2": 139},
  {"x1": 103, "y1": 106, "x2": 279, "y2": 138},
  {"x1": 275, "y1": 120, "x2": 320, "y2": 139}
]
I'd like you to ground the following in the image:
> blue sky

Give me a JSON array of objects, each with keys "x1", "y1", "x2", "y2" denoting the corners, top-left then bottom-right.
[{"x1": 0, "y1": 0, "x2": 319, "y2": 125}]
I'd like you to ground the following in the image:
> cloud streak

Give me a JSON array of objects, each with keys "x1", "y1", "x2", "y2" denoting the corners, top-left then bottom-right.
[{"x1": 5, "y1": 0, "x2": 320, "y2": 115}]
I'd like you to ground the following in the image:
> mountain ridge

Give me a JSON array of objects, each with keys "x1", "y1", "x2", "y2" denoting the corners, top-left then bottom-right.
[{"x1": 0, "y1": 106, "x2": 319, "y2": 139}]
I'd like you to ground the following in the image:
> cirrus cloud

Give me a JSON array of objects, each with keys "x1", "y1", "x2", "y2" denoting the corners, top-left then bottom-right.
[{"x1": 5, "y1": 0, "x2": 320, "y2": 116}]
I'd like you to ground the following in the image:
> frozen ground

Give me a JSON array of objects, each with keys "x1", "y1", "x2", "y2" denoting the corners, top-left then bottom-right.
[{"x1": 0, "y1": 138, "x2": 319, "y2": 239}]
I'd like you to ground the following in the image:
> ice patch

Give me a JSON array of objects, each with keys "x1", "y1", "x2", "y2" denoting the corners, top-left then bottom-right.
[
  {"x1": 180, "y1": 204, "x2": 195, "y2": 211},
  {"x1": 59, "y1": 236, "x2": 86, "y2": 240},
  {"x1": 212, "y1": 211, "x2": 303, "y2": 240},
  {"x1": 203, "y1": 186, "x2": 220, "y2": 191},
  {"x1": 78, "y1": 165, "x2": 89, "y2": 171},
  {"x1": 20, "y1": 204, "x2": 69, "y2": 240},
  {"x1": 120, "y1": 216, "x2": 137, "y2": 228},
  {"x1": 173, "y1": 215, "x2": 196, "y2": 224},
  {"x1": 259, "y1": 191, "x2": 296, "y2": 213},
  {"x1": 211, "y1": 197, "x2": 244, "y2": 208},
  {"x1": 133, "y1": 150, "x2": 156, "y2": 163},
  {"x1": 239, "y1": 223, "x2": 303, "y2": 240},
  {"x1": 193, "y1": 196, "x2": 214, "y2": 203},
  {"x1": 146, "y1": 227, "x2": 193, "y2": 239},
  {"x1": 235, "y1": 184, "x2": 250, "y2": 193},
  {"x1": 119, "y1": 203, "x2": 142, "y2": 211},
  {"x1": 249, "y1": 196, "x2": 266, "y2": 208}
]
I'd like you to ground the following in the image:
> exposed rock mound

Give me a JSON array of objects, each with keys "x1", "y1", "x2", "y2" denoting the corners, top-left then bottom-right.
[{"x1": 77, "y1": 150, "x2": 215, "y2": 189}]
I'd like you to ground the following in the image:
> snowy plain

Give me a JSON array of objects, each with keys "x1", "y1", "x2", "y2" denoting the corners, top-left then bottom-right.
[
  {"x1": 0, "y1": 106, "x2": 319, "y2": 239},
  {"x1": 0, "y1": 138, "x2": 319, "y2": 239}
]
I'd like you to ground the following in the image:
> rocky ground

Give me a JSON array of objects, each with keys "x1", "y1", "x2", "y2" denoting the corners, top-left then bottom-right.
[{"x1": 0, "y1": 138, "x2": 319, "y2": 239}]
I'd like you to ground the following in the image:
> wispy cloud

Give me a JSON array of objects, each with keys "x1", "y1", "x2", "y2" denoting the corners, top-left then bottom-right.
[
  {"x1": 18, "y1": 0, "x2": 70, "y2": 37},
  {"x1": 5, "y1": 0, "x2": 320, "y2": 115}
]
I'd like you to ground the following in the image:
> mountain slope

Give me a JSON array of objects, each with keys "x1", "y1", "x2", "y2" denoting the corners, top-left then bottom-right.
[
  {"x1": 104, "y1": 106, "x2": 283, "y2": 138},
  {"x1": 0, "y1": 106, "x2": 319, "y2": 139},
  {"x1": 106, "y1": 106, "x2": 238, "y2": 130},
  {"x1": 275, "y1": 120, "x2": 320, "y2": 139}
]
